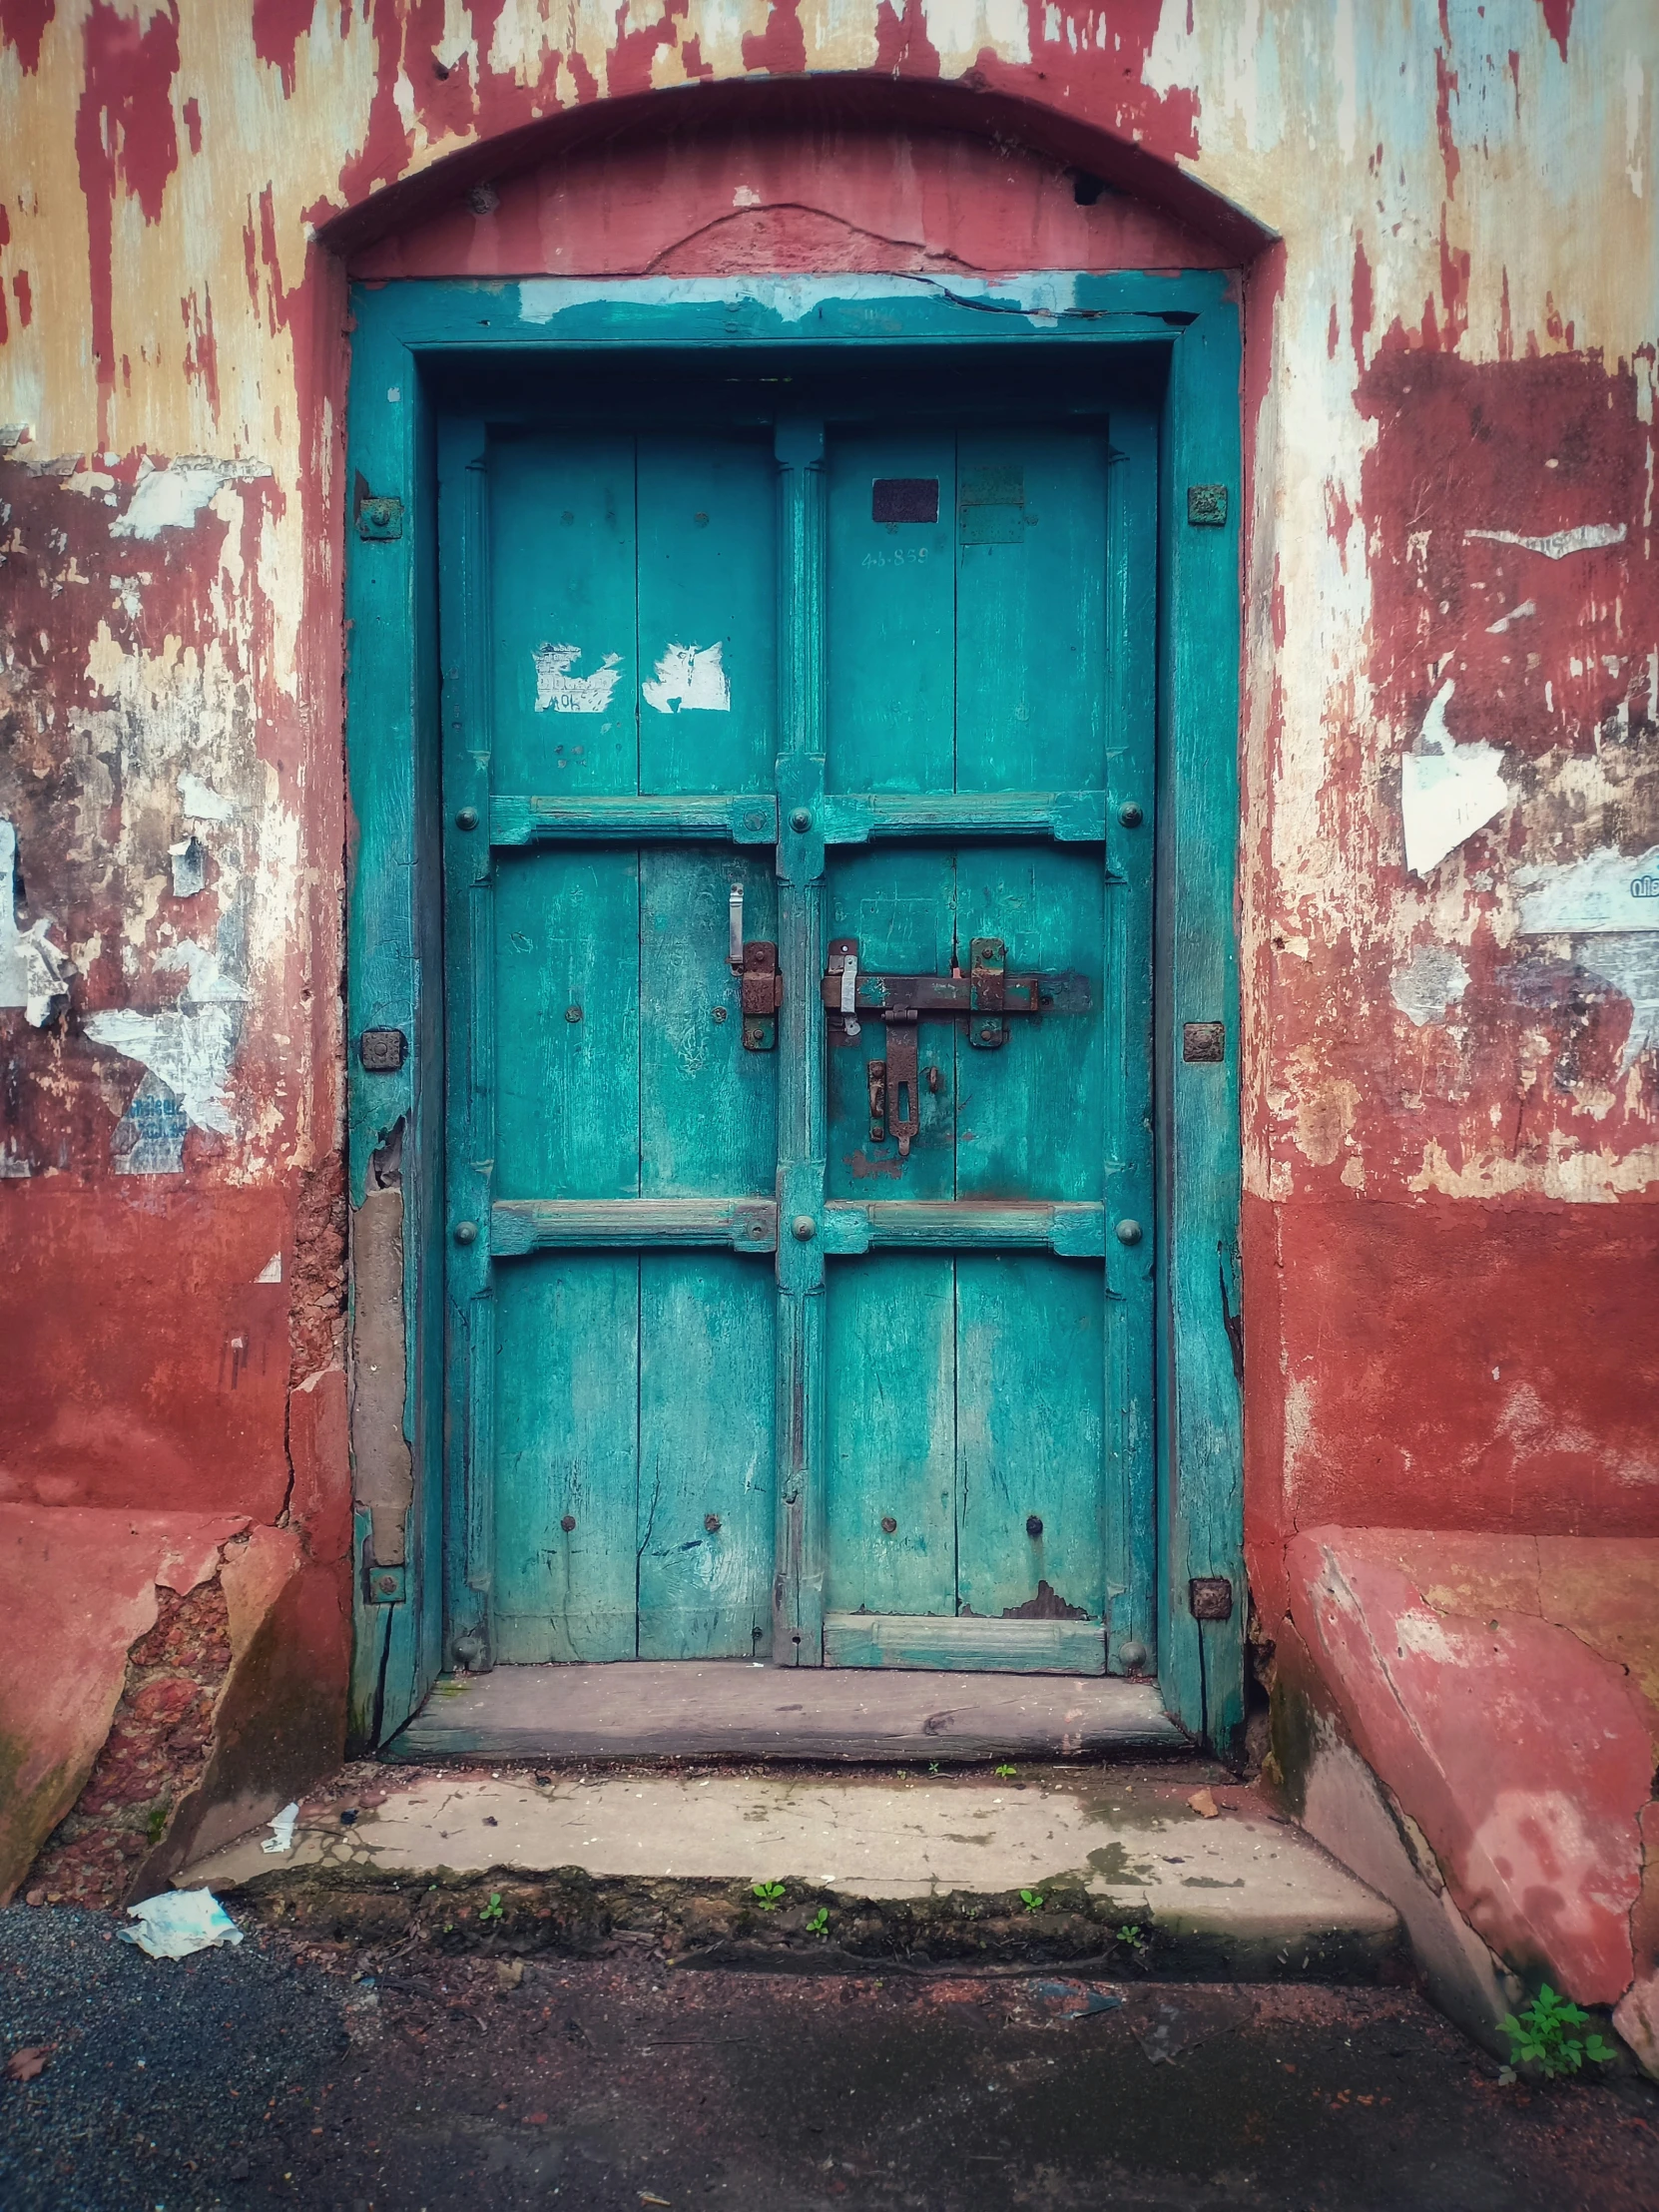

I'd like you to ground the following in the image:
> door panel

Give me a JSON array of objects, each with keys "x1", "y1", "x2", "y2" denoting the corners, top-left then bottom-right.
[{"x1": 441, "y1": 393, "x2": 1155, "y2": 1676}]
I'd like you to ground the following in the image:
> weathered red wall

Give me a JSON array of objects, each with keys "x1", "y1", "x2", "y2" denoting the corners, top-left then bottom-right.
[{"x1": 2, "y1": 10, "x2": 1656, "y2": 2020}]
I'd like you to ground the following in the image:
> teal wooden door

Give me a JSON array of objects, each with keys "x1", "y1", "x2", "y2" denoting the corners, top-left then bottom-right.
[{"x1": 440, "y1": 391, "x2": 1157, "y2": 1676}]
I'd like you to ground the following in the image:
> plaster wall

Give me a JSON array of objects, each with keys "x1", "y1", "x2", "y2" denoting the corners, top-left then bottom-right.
[{"x1": 1, "y1": 1, "x2": 1655, "y2": 2018}]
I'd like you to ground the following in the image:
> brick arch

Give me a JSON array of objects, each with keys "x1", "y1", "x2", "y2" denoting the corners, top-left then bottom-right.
[{"x1": 322, "y1": 75, "x2": 1272, "y2": 278}]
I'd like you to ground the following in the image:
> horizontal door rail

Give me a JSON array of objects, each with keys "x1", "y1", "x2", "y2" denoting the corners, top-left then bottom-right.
[
  {"x1": 491, "y1": 1198, "x2": 778, "y2": 1254},
  {"x1": 820, "y1": 790, "x2": 1109, "y2": 845},
  {"x1": 491, "y1": 795, "x2": 778, "y2": 845},
  {"x1": 488, "y1": 790, "x2": 1113, "y2": 849},
  {"x1": 820, "y1": 1200, "x2": 1106, "y2": 1257}
]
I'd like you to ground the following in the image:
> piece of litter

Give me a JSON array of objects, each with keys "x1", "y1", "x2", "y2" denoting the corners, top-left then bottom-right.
[
  {"x1": 5, "y1": 2045, "x2": 50, "y2": 2082},
  {"x1": 639, "y1": 2195, "x2": 672, "y2": 2208},
  {"x1": 1187, "y1": 1788, "x2": 1219, "y2": 1819},
  {"x1": 121, "y1": 1891, "x2": 245, "y2": 1959},
  {"x1": 261, "y1": 1802, "x2": 300, "y2": 1855},
  {"x1": 1140, "y1": 2002, "x2": 1201, "y2": 2065}
]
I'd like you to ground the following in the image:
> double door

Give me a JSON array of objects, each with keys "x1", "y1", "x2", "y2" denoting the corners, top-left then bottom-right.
[{"x1": 440, "y1": 381, "x2": 1157, "y2": 1674}]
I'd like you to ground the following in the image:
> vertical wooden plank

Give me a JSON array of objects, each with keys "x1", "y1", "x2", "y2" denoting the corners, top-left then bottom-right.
[
  {"x1": 637, "y1": 433, "x2": 776, "y2": 795},
  {"x1": 772, "y1": 418, "x2": 829, "y2": 1665},
  {"x1": 438, "y1": 415, "x2": 496, "y2": 1667},
  {"x1": 638, "y1": 1254, "x2": 774, "y2": 1658},
  {"x1": 494, "y1": 1256, "x2": 639, "y2": 1662},
  {"x1": 953, "y1": 1253, "x2": 1106, "y2": 1644},
  {"x1": 951, "y1": 429, "x2": 1111, "y2": 1640},
  {"x1": 635, "y1": 434, "x2": 780, "y2": 1657},
  {"x1": 488, "y1": 431, "x2": 645, "y2": 1664},
  {"x1": 1158, "y1": 306, "x2": 1247, "y2": 1755},
  {"x1": 1102, "y1": 406, "x2": 1160, "y2": 1671},
  {"x1": 345, "y1": 309, "x2": 444, "y2": 1742},
  {"x1": 825, "y1": 1253, "x2": 956, "y2": 1616},
  {"x1": 823, "y1": 432, "x2": 959, "y2": 1624},
  {"x1": 488, "y1": 432, "x2": 638, "y2": 796}
]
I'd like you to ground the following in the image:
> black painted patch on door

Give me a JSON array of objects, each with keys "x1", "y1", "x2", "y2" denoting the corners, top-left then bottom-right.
[{"x1": 871, "y1": 477, "x2": 939, "y2": 524}]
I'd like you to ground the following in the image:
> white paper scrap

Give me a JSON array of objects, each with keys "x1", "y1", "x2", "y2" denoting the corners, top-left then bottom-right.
[
  {"x1": 261, "y1": 1801, "x2": 300, "y2": 1856},
  {"x1": 121, "y1": 1891, "x2": 245, "y2": 1959}
]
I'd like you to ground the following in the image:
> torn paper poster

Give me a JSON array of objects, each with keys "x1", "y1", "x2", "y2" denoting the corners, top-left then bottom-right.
[
  {"x1": 1514, "y1": 845, "x2": 1659, "y2": 934},
  {"x1": 642, "y1": 641, "x2": 732, "y2": 714},
  {"x1": 110, "y1": 457, "x2": 270, "y2": 540},
  {"x1": 533, "y1": 643, "x2": 623, "y2": 713},
  {"x1": 1391, "y1": 943, "x2": 1470, "y2": 1027},
  {"x1": 178, "y1": 771, "x2": 235, "y2": 823},
  {"x1": 1400, "y1": 682, "x2": 1510, "y2": 877},
  {"x1": 261, "y1": 1802, "x2": 299, "y2": 1856},
  {"x1": 1515, "y1": 848, "x2": 1659, "y2": 1071},
  {"x1": 0, "y1": 819, "x2": 73, "y2": 1025},
  {"x1": 111, "y1": 1071, "x2": 190, "y2": 1173},
  {"x1": 1577, "y1": 937, "x2": 1659, "y2": 1071},
  {"x1": 85, "y1": 943, "x2": 248, "y2": 1144},
  {"x1": 121, "y1": 1890, "x2": 245, "y2": 1959},
  {"x1": 1464, "y1": 523, "x2": 1627, "y2": 559}
]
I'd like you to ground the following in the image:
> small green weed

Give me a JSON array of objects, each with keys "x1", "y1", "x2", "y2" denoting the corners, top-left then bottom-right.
[
  {"x1": 1116, "y1": 1923, "x2": 1146, "y2": 1952},
  {"x1": 807, "y1": 1906, "x2": 830, "y2": 1937},
  {"x1": 479, "y1": 1892, "x2": 504, "y2": 1926},
  {"x1": 1019, "y1": 1888, "x2": 1044, "y2": 1914},
  {"x1": 1499, "y1": 1985, "x2": 1617, "y2": 2079},
  {"x1": 994, "y1": 1764, "x2": 1017, "y2": 1779},
  {"x1": 928, "y1": 1762, "x2": 940, "y2": 1775},
  {"x1": 752, "y1": 1881, "x2": 786, "y2": 1912}
]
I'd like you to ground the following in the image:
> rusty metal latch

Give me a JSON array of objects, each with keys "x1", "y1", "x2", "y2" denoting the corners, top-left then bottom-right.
[
  {"x1": 726, "y1": 883, "x2": 781, "y2": 1051},
  {"x1": 825, "y1": 935, "x2": 1089, "y2": 1159}
]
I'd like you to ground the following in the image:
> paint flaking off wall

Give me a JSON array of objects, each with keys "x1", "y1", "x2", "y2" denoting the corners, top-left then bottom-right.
[
  {"x1": 0, "y1": 819, "x2": 73, "y2": 1026},
  {"x1": 642, "y1": 641, "x2": 732, "y2": 713},
  {"x1": 533, "y1": 643, "x2": 623, "y2": 713}
]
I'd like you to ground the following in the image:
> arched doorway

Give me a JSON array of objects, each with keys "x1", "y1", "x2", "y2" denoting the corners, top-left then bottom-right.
[{"x1": 339, "y1": 89, "x2": 1255, "y2": 1757}]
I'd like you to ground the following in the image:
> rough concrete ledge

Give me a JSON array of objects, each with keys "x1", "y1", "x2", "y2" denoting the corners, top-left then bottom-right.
[{"x1": 178, "y1": 1763, "x2": 1401, "y2": 1984}]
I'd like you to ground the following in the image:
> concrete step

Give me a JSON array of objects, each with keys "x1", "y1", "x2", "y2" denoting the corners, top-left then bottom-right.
[
  {"x1": 179, "y1": 1762, "x2": 1400, "y2": 1983},
  {"x1": 390, "y1": 1661, "x2": 1185, "y2": 1763}
]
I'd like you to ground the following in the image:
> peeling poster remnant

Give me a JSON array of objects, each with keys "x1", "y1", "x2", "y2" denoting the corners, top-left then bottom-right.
[
  {"x1": 0, "y1": 820, "x2": 72, "y2": 1027},
  {"x1": 1516, "y1": 845, "x2": 1659, "y2": 1070},
  {"x1": 1463, "y1": 522, "x2": 1628, "y2": 560},
  {"x1": 533, "y1": 643, "x2": 624, "y2": 713},
  {"x1": 642, "y1": 641, "x2": 732, "y2": 713},
  {"x1": 84, "y1": 943, "x2": 249, "y2": 1167},
  {"x1": 109, "y1": 457, "x2": 271, "y2": 542},
  {"x1": 111, "y1": 1072, "x2": 190, "y2": 1174},
  {"x1": 1400, "y1": 682, "x2": 1510, "y2": 878},
  {"x1": 1391, "y1": 943, "x2": 1470, "y2": 1028}
]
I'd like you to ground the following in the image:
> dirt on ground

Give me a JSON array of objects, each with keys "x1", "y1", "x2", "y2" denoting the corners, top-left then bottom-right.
[{"x1": 3, "y1": 1904, "x2": 1658, "y2": 2212}]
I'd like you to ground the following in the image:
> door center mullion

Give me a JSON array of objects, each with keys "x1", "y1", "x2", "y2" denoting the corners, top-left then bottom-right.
[{"x1": 772, "y1": 417, "x2": 829, "y2": 1667}]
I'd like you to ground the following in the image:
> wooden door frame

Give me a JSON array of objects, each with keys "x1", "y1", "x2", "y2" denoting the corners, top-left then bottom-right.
[{"x1": 343, "y1": 270, "x2": 1246, "y2": 1755}]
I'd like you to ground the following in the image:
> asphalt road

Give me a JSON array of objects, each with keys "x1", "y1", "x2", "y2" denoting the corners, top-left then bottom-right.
[{"x1": 3, "y1": 1904, "x2": 1657, "y2": 2211}]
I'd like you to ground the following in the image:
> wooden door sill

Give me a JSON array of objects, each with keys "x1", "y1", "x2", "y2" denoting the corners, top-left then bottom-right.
[{"x1": 386, "y1": 1659, "x2": 1184, "y2": 1763}]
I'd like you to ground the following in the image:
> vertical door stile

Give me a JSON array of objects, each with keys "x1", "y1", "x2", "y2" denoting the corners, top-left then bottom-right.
[
  {"x1": 439, "y1": 420, "x2": 497, "y2": 1668},
  {"x1": 773, "y1": 418, "x2": 830, "y2": 1665},
  {"x1": 1102, "y1": 409, "x2": 1160, "y2": 1671}
]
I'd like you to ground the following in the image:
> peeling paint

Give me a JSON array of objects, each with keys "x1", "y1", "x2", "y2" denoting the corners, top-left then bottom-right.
[
  {"x1": 532, "y1": 642, "x2": 623, "y2": 713},
  {"x1": 110, "y1": 460, "x2": 272, "y2": 542},
  {"x1": 642, "y1": 640, "x2": 731, "y2": 714},
  {"x1": 1390, "y1": 943, "x2": 1469, "y2": 1028}
]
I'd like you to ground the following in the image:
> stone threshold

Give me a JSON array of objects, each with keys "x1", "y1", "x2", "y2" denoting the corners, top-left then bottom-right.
[
  {"x1": 388, "y1": 1661, "x2": 1185, "y2": 1763},
  {"x1": 178, "y1": 1761, "x2": 1400, "y2": 1984}
]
